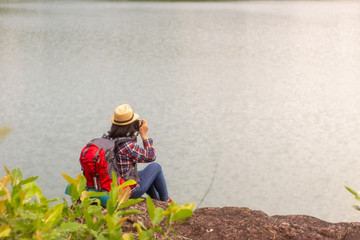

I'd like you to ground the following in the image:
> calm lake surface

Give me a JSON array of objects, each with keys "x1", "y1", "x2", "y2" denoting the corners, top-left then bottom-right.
[{"x1": 1, "y1": 0, "x2": 360, "y2": 222}]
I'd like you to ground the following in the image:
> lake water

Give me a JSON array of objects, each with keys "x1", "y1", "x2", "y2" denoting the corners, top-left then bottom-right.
[{"x1": 1, "y1": 0, "x2": 360, "y2": 223}]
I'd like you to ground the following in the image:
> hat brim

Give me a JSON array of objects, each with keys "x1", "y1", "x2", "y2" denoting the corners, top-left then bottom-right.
[{"x1": 110, "y1": 113, "x2": 139, "y2": 126}]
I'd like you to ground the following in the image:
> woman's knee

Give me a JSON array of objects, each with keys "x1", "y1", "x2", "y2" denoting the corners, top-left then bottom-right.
[
  {"x1": 140, "y1": 162, "x2": 164, "y2": 180},
  {"x1": 148, "y1": 162, "x2": 162, "y2": 172}
]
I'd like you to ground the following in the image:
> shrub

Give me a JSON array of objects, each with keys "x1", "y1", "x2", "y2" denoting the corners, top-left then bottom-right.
[{"x1": 0, "y1": 167, "x2": 195, "y2": 239}]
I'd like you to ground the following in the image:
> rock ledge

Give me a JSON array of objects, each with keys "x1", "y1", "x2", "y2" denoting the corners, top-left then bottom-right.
[{"x1": 124, "y1": 200, "x2": 360, "y2": 240}]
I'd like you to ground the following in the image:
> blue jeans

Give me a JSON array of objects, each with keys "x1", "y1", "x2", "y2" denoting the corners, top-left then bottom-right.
[{"x1": 131, "y1": 162, "x2": 169, "y2": 201}]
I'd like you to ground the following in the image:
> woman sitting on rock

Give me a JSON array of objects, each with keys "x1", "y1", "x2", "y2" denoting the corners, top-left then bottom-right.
[{"x1": 107, "y1": 104, "x2": 171, "y2": 202}]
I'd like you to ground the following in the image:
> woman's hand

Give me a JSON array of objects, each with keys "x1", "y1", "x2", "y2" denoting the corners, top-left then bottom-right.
[{"x1": 139, "y1": 119, "x2": 148, "y2": 140}]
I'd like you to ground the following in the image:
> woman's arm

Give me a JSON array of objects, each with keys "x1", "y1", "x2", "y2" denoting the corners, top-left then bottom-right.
[
  {"x1": 119, "y1": 119, "x2": 156, "y2": 163},
  {"x1": 139, "y1": 119, "x2": 149, "y2": 140},
  {"x1": 130, "y1": 138, "x2": 156, "y2": 163}
]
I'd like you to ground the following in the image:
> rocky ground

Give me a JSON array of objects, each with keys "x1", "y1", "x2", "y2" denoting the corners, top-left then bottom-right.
[{"x1": 122, "y1": 199, "x2": 360, "y2": 240}]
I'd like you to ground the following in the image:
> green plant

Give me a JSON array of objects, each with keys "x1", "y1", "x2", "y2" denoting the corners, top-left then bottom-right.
[
  {"x1": 0, "y1": 166, "x2": 62, "y2": 239},
  {"x1": 61, "y1": 172, "x2": 144, "y2": 239},
  {"x1": 0, "y1": 167, "x2": 195, "y2": 239},
  {"x1": 345, "y1": 186, "x2": 360, "y2": 211},
  {"x1": 0, "y1": 167, "x2": 142, "y2": 239},
  {"x1": 123, "y1": 196, "x2": 195, "y2": 240}
]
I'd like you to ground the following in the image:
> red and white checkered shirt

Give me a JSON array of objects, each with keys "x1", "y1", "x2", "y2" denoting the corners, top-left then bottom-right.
[{"x1": 114, "y1": 138, "x2": 156, "y2": 185}]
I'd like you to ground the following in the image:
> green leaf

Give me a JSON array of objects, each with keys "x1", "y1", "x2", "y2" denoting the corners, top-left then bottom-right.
[
  {"x1": 107, "y1": 181, "x2": 119, "y2": 215},
  {"x1": 83, "y1": 210, "x2": 94, "y2": 229},
  {"x1": 105, "y1": 213, "x2": 115, "y2": 233},
  {"x1": 74, "y1": 205, "x2": 83, "y2": 218},
  {"x1": 43, "y1": 203, "x2": 64, "y2": 228},
  {"x1": 117, "y1": 198, "x2": 144, "y2": 210},
  {"x1": 106, "y1": 197, "x2": 116, "y2": 216},
  {"x1": 146, "y1": 195, "x2": 156, "y2": 222},
  {"x1": 88, "y1": 198, "x2": 102, "y2": 208},
  {"x1": 172, "y1": 209, "x2": 194, "y2": 221},
  {"x1": 90, "y1": 229, "x2": 107, "y2": 240},
  {"x1": 78, "y1": 175, "x2": 87, "y2": 193},
  {"x1": 180, "y1": 203, "x2": 196, "y2": 210},
  {"x1": 57, "y1": 222, "x2": 82, "y2": 232},
  {"x1": 133, "y1": 223, "x2": 143, "y2": 239},
  {"x1": 140, "y1": 228, "x2": 154, "y2": 239},
  {"x1": 119, "y1": 180, "x2": 136, "y2": 189},
  {"x1": 47, "y1": 198, "x2": 60, "y2": 203},
  {"x1": 109, "y1": 229, "x2": 122, "y2": 240},
  {"x1": 23, "y1": 182, "x2": 43, "y2": 201},
  {"x1": 122, "y1": 232, "x2": 135, "y2": 240},
  {"x1": 11, "y1": 168, "x2": 23, "y2": 185},
  {"x1": 137, "y1": 221, "x2": 147, "y2": 230},
  {"x1": 4, "y1": 200, "x2": 14, "y2": 218},
  {"x1": 61, "y1": 173, "x2": 76, "y2": 186},
  {"x1": 0, "y1": 225, "x2": 11, "y2": 237},
  {"x1": 68, "y1": 184, "x2": 79, "y2": 203},
  {"x1": 111, "y1": 172, "x2": 118, "y2": 188},
  {"x1": 345, "y1": 186, "x2": 360, "y2": 201},
  {"x1": 166, "y1": 214, "x2": 172, "y2": 228},
  {"x1": 154, "y1": 207, "x2": 165, "y2": 225},
  {"x1": 88, "y1": 191, "x2": 108, "y2": 198},
  {"x1": 93, "y1": 218, "x2": 106, "y2": 231},
  {"x1": 345, "y1": 186, "x2": 358, "y2": 196},
  {"x1": 353, "y1": 205, "x2": 360, "y2": 211},
  {"x1": 87, "y1": 205, "x2": 104, "y2": 218},
  {"x1": 11, "y1": 185, "x2": 24, "y2": 211},
  {"x1": 19, "y1": 176, "x2": 38, "y2": 186},
  {"x1": 161, "y1": 203, "x2": 179, "y2": 217},
  {"x1": 23, "y1": 202, "x2": 44, "y2": 213}
]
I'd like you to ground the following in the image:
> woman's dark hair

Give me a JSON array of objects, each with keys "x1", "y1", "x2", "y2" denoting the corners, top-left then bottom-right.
[{"x1": 108, "y1": 122, "x2": 138, "y2": 138}]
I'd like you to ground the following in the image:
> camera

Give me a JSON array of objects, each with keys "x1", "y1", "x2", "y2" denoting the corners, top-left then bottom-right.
[{"x1": 134, "y1": 119, "x2": 143, "y2": 131}]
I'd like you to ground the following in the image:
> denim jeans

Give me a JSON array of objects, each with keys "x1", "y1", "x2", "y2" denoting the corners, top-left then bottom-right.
[{"x1": 130, "y1": 162, "x2": 169, "y2": 201}]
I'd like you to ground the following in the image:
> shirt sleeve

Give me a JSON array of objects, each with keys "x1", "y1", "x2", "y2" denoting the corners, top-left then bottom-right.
[{"x1": 126, "y1": 138, "x2": 156, "y2": 163}]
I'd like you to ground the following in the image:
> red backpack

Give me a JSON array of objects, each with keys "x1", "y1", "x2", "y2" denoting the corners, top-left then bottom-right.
[{"x1": 79, "y1": 137, "x2": 125, "y2": 192}]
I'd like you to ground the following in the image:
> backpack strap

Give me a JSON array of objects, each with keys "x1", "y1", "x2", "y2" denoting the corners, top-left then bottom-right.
[
  {"x1": 82, "y1": 146, "x2": 90, "y2": 158},
  {"x1": 82, "y1": 144, "x2": 101, "y2": 162},
  {"x1": 92, "y1": 147, "x2": 102, "y2": 191},
  {"x1": 81, "y1": 146, "x2": 90, "y2": 177},
  {"x1": 93, "y1": 148, "x2": 101, "y2": 163}
]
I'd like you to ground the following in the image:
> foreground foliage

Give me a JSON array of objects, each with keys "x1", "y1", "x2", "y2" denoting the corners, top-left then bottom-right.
[
  {"x1": 345, "y1": 185, "x2": 360, "y2": 211},
  {"x1": 0, "y1": 167, "x2": 195, "y2": 239}
]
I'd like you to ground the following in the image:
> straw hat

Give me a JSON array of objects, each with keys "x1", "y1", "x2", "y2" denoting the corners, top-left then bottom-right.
[{"x1": 110, "y1": 104, "x2": 139, "y2": 126}]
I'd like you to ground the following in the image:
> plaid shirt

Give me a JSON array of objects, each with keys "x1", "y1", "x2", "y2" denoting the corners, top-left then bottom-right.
[{"x1": 114, "y1": 138, "x2": 156, "y2": 186}]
